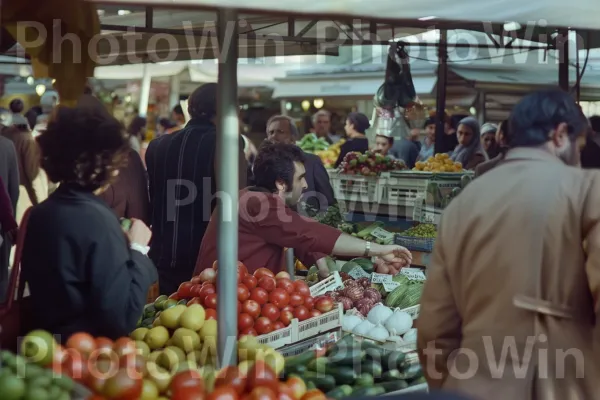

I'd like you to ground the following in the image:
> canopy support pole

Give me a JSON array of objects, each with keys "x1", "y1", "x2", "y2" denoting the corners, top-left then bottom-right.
[
  {"x1": 138, "y1": 64, "x2": 152, "y2": 117},
  {"x1": 216, "y1": 7, "x2": 239, "y2": 368},
  {"x1": 434, "y1": 29, "x2": 448, "y2": 154},
  {"x1": 557, "y1": 29, "x2": 569, "y2": 92}
]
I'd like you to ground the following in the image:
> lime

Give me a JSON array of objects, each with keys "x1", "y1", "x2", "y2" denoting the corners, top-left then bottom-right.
[
  {"x1": 0, "y1": 374, "x2": 26, "y2": 400},
  {"x1": 51, "y1": 375, "x2": 74, "y2": 392},
  {"x1": 29, "y1": 375, "x2": 52, "y2": 388},
  {"x1": 23, "y1": 386, "x2": 49, "y2": 400},
  {"x1": 47, "y1": 385, "x2": 62, "y2": 399},
  {"x1": 24, "y1": 364, "x2": 45, "y2": 380},
  {"x1": 20, "y1": 330, "x2": 57, "y2": 367}
]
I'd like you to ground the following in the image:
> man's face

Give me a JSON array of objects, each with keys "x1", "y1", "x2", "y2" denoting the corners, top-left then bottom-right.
[
  {"x1": 552, "y1": 123, "x2": 585, "y2": 166},
  {"x1": 314, "y1": 115, "x2": 331, "y2": 137},
  {"x1": 482, "y1": 132, "x2": 496, "y2": 151},
  {"x1": 283, "y1": 161, "x2": 308, "y2": 206},
  {"x1": 375, "y1": 136, "x2": 392, "y2": 155},
  {"x1": 457, "y1": 124, "x2": 474, "y2": 146},
  {"x1": 425, "y1": 124, "x2": 436, "y2": 142},
  {"x1": 267, "y1": 120, "x2": 294, "y2": 145}
]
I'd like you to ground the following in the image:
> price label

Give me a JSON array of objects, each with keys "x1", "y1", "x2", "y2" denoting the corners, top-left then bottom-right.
[
  {"x1": 382, "y1": 281, "x2": 401, "y2": 292},
  {"x1": 400, "y1": 268, "x2": 427, "y2": 281},
  {"x1": 370, "y1": 227, "x2": 395, "y2": 241},
  {"x1": 422, "y1": 211, "x2": 435, "y2": 224},
  {"x1": 370, "y1": 272, "x2": 392, "y2": 284},
  {"x1": 348, "y1": 267, "x2": 371, "y2": 279}
]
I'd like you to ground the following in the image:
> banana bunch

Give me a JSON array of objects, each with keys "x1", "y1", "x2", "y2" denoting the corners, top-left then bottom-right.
[
  {"x1": 1, "y1": 0, "x2": 101, "y2": 106},
  {"x1": 315, "y1": 139, "x2": 345, "y2": 168}
]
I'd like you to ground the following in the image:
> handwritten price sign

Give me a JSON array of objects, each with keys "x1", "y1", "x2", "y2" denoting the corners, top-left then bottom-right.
[
  {"x1": 370, "y1": 272, "x2": 392, "y2": 284},
  {"x1": 400, "y1": 268, "x2": 426, "y2": 281},
  {"x1": 382, "y1": 281, "x2": 401, "y2": 292},
  {"x1": 348, "y1": 267, "x2": 371, "y2": 280}
]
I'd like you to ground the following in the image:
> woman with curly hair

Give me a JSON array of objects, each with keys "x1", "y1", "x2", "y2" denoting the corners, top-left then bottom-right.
[{"x1": 20, "y1": 95, "x2": 158, "y2": 340}]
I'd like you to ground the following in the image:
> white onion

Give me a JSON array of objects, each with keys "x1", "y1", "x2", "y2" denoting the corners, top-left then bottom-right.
[
  {"x1": 353, "y1": 319, "x2": 375, "y2": 336},
  {"x1": 403, "y1": 328, "x2": 418, "y2": 342},
  {"x1": 369, "y1": 324, "x2": 390, "y2": 341},
  {"x1": 384, "y1": 310, "x2": 413, "y2": 335},
  {"x1": 342, "y1": 314, "x2": 363, "y2": 332},
  {"x1": 367, "y1": 304, "x2": 394, "y2": 324},
  {"x1": 198, "y1": 268, "x2": 216, "y2": 284}
]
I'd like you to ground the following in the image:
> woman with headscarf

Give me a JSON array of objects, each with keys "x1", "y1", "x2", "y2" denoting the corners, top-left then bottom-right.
[
  {"x1": 475, "y1": 119, "x2": 510, "y2": 177},
  {"x1": 480, "y1": 122, "x2": 499, "y2": 159},
  {"x1": 334, "y1": 112, "x2": 371, "y2": 167},
  {"x1": 127, "y1": 116, "x2": 147, "y2": 154},
  {"x1": 450, "y1": 116, "x2": 488, "y2": 170}
]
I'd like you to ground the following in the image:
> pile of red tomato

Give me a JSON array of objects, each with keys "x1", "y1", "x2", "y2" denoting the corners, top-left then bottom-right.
[{"x1": 172, "y1": 263, "x2": 335, "y2": 337}]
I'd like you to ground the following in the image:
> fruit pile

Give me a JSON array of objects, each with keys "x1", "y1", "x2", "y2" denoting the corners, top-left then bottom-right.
[
  {"x1": 338, "y1": 151, "x2": 406, "y2": 176},
  {"x1": 399, "y1": 223, "x2": 437, "y2": 238},
  {"x1": 164, "y1": 263, "x2": 335, "y2": 337},
  {"x1": 314, "y1": 140, "x2": 344, "y2": 168},
  {"x1": 413, "y1": 153, "x2": 463, "y2": 172}
]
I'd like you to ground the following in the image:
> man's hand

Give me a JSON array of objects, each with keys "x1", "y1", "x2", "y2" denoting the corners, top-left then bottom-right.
[
  {"x1": 127, "y1": 218, "x2": 152, "y2": 246},
  {"x1": 377, "y1": 245, "x2": 412, "y2": 266},
  {"x1": 316, "y1": 257, "x2": 331, "y2": 279}
]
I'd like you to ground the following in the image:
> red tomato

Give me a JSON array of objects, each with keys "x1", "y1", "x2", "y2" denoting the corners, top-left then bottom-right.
[
  {"x1": 250, "y1": 287, "x2": 269, "y2": 305},
  {"x1": 171, "y1": 369, "x2": 204, "y2": 394},
  {"x1": 309, "y1": 309, "x2": 322, "y2": 318},
  {"x1": 188, "y1": 297, "x2": 203, "y2": 306},
  {"x1": 242, "y1": 275, "x2": 257, "y2": 290},
  {"x1": 303, "y1": 297, "x2": 314, "y2": 310},
  {"x1": 286, "y1": 376, "x2": 307, "y2": 400},
  {"x1": 300, "y1": 389, "x2": 326, "y2": 400},
  {"x1": 242, "y1": 300, "x2": 261, "y2": 319},
  {"x1": 61, "y1": 352, "x2": 88, "y2": 382},
  {"x1": 171, "y1": 387, "x2": 206, "y2": 400},
  {"x1": 254, "y1": 317, "x2": 273, "y2": 335},
  {"x1": 207, "y1": 386, "x2": 238, "y2": 400},
  {"x1": 238, "y1": 301, "x2": 243, "y2": 314},
  {"x1": 278, "y1": 383, "x2": 295, "y2": 400},
  {"x1": 237, "y1": 284, "x2": 250, "y2": 302},
  {"x1": 204, "y1": 293, "x2": 218, "y2": 309},
  {"x1": 190, "y1": 284, "x2": 203, "y2": 297},
  {"x1": 275, "y1": 272, "x2": 291, "y2": 280},
  {"x1": 272, "y1": 321, "x2": 285, "y2": 331},
  {"x1": 279, "y1": 310, "x2": 294, "y2": 326},
  {"x1": 249, "y1": 387, "x2": 276, "y2": 400},
  {"x1": 94, "y1": 337, "x2": 113, "y2": 353},
  {"x1": 199, "y1": 284, "x2": 216, "y2": 301},
  {"x1": 238, "y1": 262, "x2": 249, "y2": 278},
  {"x1": 292, "y1": 281, "x2": 311, "y2": 297},
  {"x1": 113, "y1": 337, "x2": 136, "y2": 358},
  {"x1": 247, "y1": 361, "x2": 278, "y2": 391},
  {"x1": 191, "y1": 276, "x2": 203, "y2": 285},
  {"x1": 253, "y1": 268, "x2": 275, "y2": 280},
  {"x1": 314, "y1": 297, "x2": 334, "y2": 313},
  {"x1": 257, "y1": 277, "x2": 276, "y2": 292},
  {"x1": 293, "y1": 306, "x2": 309, "y2": 321},
  {"x1": 178, "y1": 282, "x2": 195, "y2": 298},
  {"x1": 214, "y1": 366, "x2": 246, "y2": 395},
  {"x1": 205, "y1": 308, "x2": 218, "y2": 320},
  {"x1": 50, "y1": 345, "x2": 67, "y2": 373},
  {"x1": 239, "y1": 327, "x2": 257, "y2": 336},
  {"x1": 119, "y1": 354, "x2": 146, "y2": 380},
  {"x1": 238, "y1": 313, "x2": 254, "y2": 331},
  {"x1": 280, "y1": 305, "x2": 294, "y2": 313},
  {"x1": 261, "y1": 303, "x2": 280, "y2": 322},
  {"x1": 66, "y1": 332, "x2": 96, "y2": 355},
  {"x1": 169, "y1": 293, "x2": 180, "y2": 300},
  {"x1": 275, "y1": 278, "x2": 294, "y2": 295},
  {"x1": 289, "y1": 293, "x2": 304, "y2": 307},
  {"x1": 268, "y1": 289, "x2": 290, "y2": 308}
]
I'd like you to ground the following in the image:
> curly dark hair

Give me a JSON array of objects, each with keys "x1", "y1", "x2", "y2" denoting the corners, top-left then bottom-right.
[
  {"x1": 38, "y1": 99, "x2": 129, "y2": 190},
  {"x1": 253, "y1": 143, "x2": 305, "y2": 192},
  {"x1": 9, "y1": 98, "x2": 24, "y2": 114}
]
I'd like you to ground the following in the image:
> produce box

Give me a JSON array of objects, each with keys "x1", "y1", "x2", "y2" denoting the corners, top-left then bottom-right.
[
  {"x1": 345, "y1": 328, "x2": 417, "y2": 352},
  {"x1": 331, "y1": 174, "x2": 385, "y2": 203},
  {"x1": 257, "y1": 321, "x2": 296, "y2": 349},
  {"x1": 412, "y1": 198, "x2": 443, "y2": 225},
  {"x1": 278, "y1": 330, "x2": 340, "y2": 357},
  {"x1": 297, "y1": 303, "x2": 343, "y2": 341},
  {"x1": 382, "y1": 382, "x2": 428, "y2": 396},
  {"x1": 309, "y1": 271, "x2": 344, "y2": 297}
]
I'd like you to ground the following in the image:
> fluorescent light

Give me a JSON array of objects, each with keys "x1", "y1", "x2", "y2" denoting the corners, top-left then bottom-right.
[
  {"x1": 97, "y1": 9, "x2": 105, "y2": 16},
  {"x1": 503, "y1": 21, "x2": 522, "y2": 31},
  {"x1": 419, "y1": 16, "x2": 437, "y2": 21},
  {"x1": 117, "y1": 10, "x2": 131, "y2": 16}
]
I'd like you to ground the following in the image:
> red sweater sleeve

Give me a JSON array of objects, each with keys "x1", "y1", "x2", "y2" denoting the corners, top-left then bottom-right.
[
  {"x1": 247, "y1": 196, "x2": 341, "y2": 265},
  {"x1": 0, "y1": 176, "x2": 17, "y2": 232}
]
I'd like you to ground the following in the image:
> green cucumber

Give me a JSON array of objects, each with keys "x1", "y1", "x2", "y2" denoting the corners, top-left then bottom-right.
[
  {"x1": 301, "y1": 371, "x2": 336, "y2": 392},
  {"x1": 327, "y1": 348, "x2": 365, "y2": 366},
  {"x1": 349, "y1": 257, "x2": 375, "y2": 274},
  {"x1": 283, "y1": 364, "x2": 307, "y2": 378},
  {"x1": 381, "y1": 350, "x2": 407, "y2": 372},
  {"x1": 379, "y1": 369, "x2": 403, "y2": 382},
  {"x1": 324, "y1": 366, "x2": 357, "y2": 385},
  {"x1": 378, "y1": 380, "x2": 409, "y2": 392},
  {"x1": 326, "y1": 385, "x2": 353, "y2": 399},
  {"x1": 354, "y1": 373, "x2": 374, "y2": 387},
  {"x1": 349, "y1": 386, "x2": 386, "y2": 397},
  {"x1": 398, "y1": 364, "x2": 423, "y2": 380},
  {"x1": 360, "y1": 360, "x2": 383, "y2": 379},
  {"x1": 285, "y1": 350, "x2": 316, "y2": 368},
  {"x1": 307, "y1": 357, "x2": 329, "y2": 373}
]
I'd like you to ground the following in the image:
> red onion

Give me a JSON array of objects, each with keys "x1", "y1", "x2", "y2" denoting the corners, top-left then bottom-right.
[
  {"x1": 339, "y1": 272, "x2": 351, "y2": 281},
  {"x1": 344, "y1": 286, "x2": 364, "y2": 302},
  {"x1": 364, "y1": 287, "x2": 382, "y2": 303},
  {"x1": 357, "y1": 277, "x2": 371, "y2": 288},
  {"x1": 356, "y1": 303, "x2": 372, "y2": 316},
  {"x1": 338, "y1": 296, "x2": 354, "y2": 311}
]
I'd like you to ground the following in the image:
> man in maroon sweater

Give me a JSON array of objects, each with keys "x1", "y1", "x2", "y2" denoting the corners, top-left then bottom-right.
[{"x1": 195, "y1": 143, "x2": 411, "y2": 277}]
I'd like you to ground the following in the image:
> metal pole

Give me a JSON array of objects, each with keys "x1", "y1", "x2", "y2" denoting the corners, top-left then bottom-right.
[
  {"x1": 286, "y1": 249, "x2": 295, "y2": 280},
  {"x1": 434, "y1": 30, "x2": 448, "y2": 154},
  {"x1": 216, "y1": 7, "x2": 239, "y2": 368},
  {"x1": 557, "y1": 29, "x2": 569, "y2": 92},
  {"x1": 138, "y1": 64, "x2": 152, "y2": 117}
]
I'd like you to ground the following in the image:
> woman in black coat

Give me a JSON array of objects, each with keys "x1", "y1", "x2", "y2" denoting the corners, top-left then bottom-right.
[{"x1": 21, "y1": 96, "x2": 157, "y2": 341}]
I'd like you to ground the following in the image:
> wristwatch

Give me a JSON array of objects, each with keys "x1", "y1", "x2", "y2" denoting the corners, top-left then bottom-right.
[
  {"x1": 363, "y1": 241, "x2": 371, "y2": 257},
  {"x1": 131, "y1": 242, "x2": 150, "y2": 255}
]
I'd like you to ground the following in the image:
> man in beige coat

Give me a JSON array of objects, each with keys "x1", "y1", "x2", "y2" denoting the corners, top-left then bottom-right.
[{"x1": 417, "y1": 89, "x2": 600, "y2": 399}]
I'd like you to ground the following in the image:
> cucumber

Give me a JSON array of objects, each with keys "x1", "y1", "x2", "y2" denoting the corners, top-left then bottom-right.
[
  {"x1": 324, "y1": 366, "x2": 357, "y2": 385},
  {"x1": 283, "y1": 364, "x2": 307, "y2": 378},
  {"x1": 381, "y1": 350, "x2": 406, "y2": 372},
  {"x1": 378, "y1": 380, "x2": 409, "y2": 392},
  {"x1": 359, "y1": 360, "x2": 383, "y2": 379},
  {"x1": 301, "y1": 371, "x2": 336, "y2": 392},
  {"x1": 398, "y1": 363, "x2": 423, "y2": 380},
  {"x1": 307, "y1": 357, "x2": 329, "y2": 373},
  {"x1": 306, "y1": 381, "x2": 317, "y2": 390},
  {"x1": 354, "y1": 373, "x2": 374, "y2": 387},
  {"x1": 379, "y1": 369, "x2": 403, "y2": 382},
  {"x1": 327, "y1": 348, "x2": 365, "y2": 366},
  {"x1": 285, "y1": 350, "x2": 316, "y2": 368},
  {"x1": 326, "y1": 385, "x2": 353, "y2": 399},
  {"x1": 349, "y1": 386, "x2": 386, "y2": 397}
]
